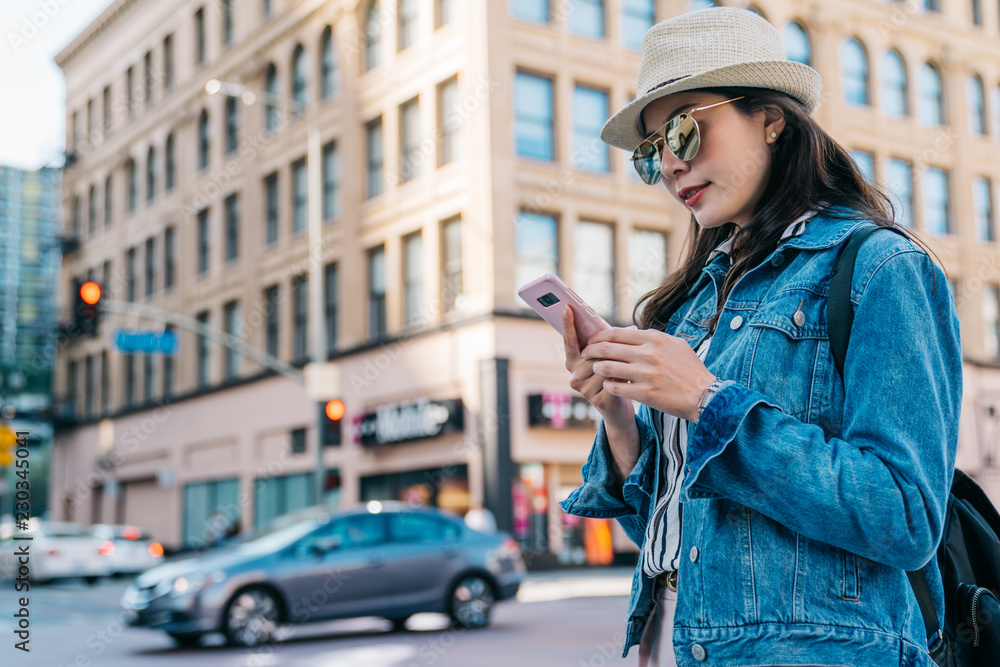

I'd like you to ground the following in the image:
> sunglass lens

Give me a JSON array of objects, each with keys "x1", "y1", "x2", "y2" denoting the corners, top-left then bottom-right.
[
  {"x1": 666, "y1": 115, "x2": 700, "y2": 162},
  {"x1": 632, "y1": 141, "x2": 661, "y2": 185}
]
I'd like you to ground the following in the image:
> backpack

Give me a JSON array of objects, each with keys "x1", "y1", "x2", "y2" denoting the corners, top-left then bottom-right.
[{"x1": 827, "y1": 224, "x2": 1000, "y2": 667}]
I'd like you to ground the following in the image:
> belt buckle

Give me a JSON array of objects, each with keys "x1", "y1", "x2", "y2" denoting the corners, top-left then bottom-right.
[{"x1": 661, "y1": 571, "x2": 678, "y2": 592}]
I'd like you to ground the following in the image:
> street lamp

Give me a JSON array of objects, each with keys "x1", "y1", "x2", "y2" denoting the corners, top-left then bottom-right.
[{"x1": 205, "y1": 78, "x2": 333, "y2": 506}]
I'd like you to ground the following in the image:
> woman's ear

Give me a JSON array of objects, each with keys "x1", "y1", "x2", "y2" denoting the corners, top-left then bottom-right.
[{"x1": 762, "y1": 105, "x2": 787, "y2": 144}]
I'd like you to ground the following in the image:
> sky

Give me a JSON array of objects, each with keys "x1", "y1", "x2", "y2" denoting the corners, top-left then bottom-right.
[{"x1": 0, "y1": 0, "x2": 114, "y2": 171}]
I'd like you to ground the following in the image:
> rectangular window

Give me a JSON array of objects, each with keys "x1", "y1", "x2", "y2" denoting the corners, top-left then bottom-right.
[
  {"x1": 254, "y1": 472, "x2": 314, "y2": 530},
  {"x1": 435, "y1": 0, "x2": 458, "y2": 27},
  {"x1": 164, "y1": 226, "x2": 176, "y2": 289},
  {"x1": 223, "y1": 0, "x2": 234, "y2": 47},
  {"x1": 225, "y1": 193, "x2": 240, "y2": 262},
  {"x1": 974, "y1": 177, "x2": 995, "y2": 242},
  {"x1": 515, "y1": 212, "x2": 558, "y2": 291},
  {"x1": 290, "y1": 431, "x2": 308, "y2": 456},
  {"x1": 850, "y1": 149, "x2": 875, "y2": 184},
  {"x1": 369, "y1": 245, "x2": 387, "y2": 338},
  {"x1": 629, "y1": 228, "x2": 667, "y2": 306},
  {"x1": 163, "y1": 326, "x2": 174, "y2": 397},
  {"x1": 575, "y1": 221, "x2": 615, "y2": 318},
  {"x1": 196, "y1": 310, "x2": 210, "y2": 388},
  {"x1": 104, "y1": 175, "x2": 113, "y2": 227},
  {"x1": 324, "y1": 263, "x2": 338, "y2": 356},
  {"x1": 223, "y1": 300, "x2": 240, "y2": 380},
  {"x1": 71, "y1": 196, "x2": 81, "y2": 237},
  {"x1": 165, "y1": 134, "x2": 175, "y2": 191},
  {"x1": 366, "y1": 117, "x2": 384, "y2": 198},
  {"x1": 102, "y1": 261, "x2": 112, "y2": 300},
  {"x1": 182, "y1": 478, "x2": 239, "y2": 548},
  {"x1": 510, "y1": 0, "x2": 549, "y2": 23},
  {"x1": 264, "y1": 285, "x2": 279, "y2": 359},
  {"x1": 126, "y1": 66, "x2": 135, "y2": 118},
  {"x1": 573, "y1": 85, "x2": 610, "y2": 172},
  {"x1": 195, "y1": 8, "x2": 206, "y2": 65},
  {"x1": 145, "y1": 237, "x2": 156, "y2": 297},
  {"x1": 924, "y1": 0, "x2": 941, "y2": 11},
  {"x1": 143, "y1": 354, "x2": 154, "y2": 403},
  {"x1": 923, "y1": 167, "x2": 951, "y2": 235},
  {"x1": 84, "y1": 355, "x2": 94, "y2": 418},
  {"x1": 622, "y1": 0, "x2": 654, "y2": 51},
  {"x1": 400, "y1": 97, "x2": 421, "y2": 183},
  {"x1": 126, "y1": 247, "x2": 137, "y2": 302},
  {"x1": 88, "y1": 186, "x2": 97, "y2": 234},
  {"x1": 263, "y1": 0, "x2": 272, "y2": 19},
  {"x1": 163, "y1": 34, "x2": 174, "y2": 90},
  {"x1": 265, "y1": 172, "x2": 279, "y2": 245},
  {"x1": 144, "y1": 50, "x2": 154, "y2": 108},
  {"x1": 569, "y1": 0, "x2": 605, "y2": 38},
  {"x1": 71, "y1": 110, "x2": 79, "y2": 152},
  {"x1": 197, "y1": 208, "x2": 210, "y2": 273},
  {"x1": 124, "y1": 354, "x2": 135, "y2": 408},
  {"x1": 886, "y1": 158, "x2": 914, "y2": 228},
  {"x1": 67, "y1": 359, "x2": 78, "y2": 416},
  {"x1": 438, "y1": 77, "x2": 460, "y2": 166},
  {"x1": 515, "y1": 72, "x2": 554, "y2": 161},
  {"x1": 984, "y1": 286, "x2": 1000, "y2": 358},
  {"x1": 292, "y1": 158, "x2": 307, "y2": 233},
  {"x1": 398, "y1": 0, "x2": 418, "y2": 50},
  {"x1": 292, "y1": 275, "x2": 308, "y2": 361},
  {"x1": 404, "y1": 231, "x2": 423, "y2": 325},
  {"x1": 441, "y1": 216, "x2": 463, "y2": 314},
  {"x1": 127, "y1": 159, "x2": 137, "y2": 211},
  {"x1": 100, "y1": 350, "x2": 109, "y2": 413},
  {"x1": 102, "y1": 85, "x2": 112, "y2": 135},
  {"x1": 226, "y1": 96, "x2": 239, "y2": 153},
  {"x1": 86, "y1": 99, "x2": 94, "y2": 143},
  {"x1": 322, "y1": 142, "x2": 340, "y2": 220}
]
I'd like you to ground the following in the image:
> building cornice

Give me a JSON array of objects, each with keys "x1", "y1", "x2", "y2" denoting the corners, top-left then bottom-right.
[{"x1": 54, "y1": 0, "x2": 141, "y2": 69}]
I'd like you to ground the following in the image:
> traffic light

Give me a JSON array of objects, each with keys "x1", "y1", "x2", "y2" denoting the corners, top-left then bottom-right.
[
  {"x1": 73, "y1": 279, "x2": 102, "y2": 337},
  {"x1": 321, "y1": 399, "x2": 344, "y2": 446}
]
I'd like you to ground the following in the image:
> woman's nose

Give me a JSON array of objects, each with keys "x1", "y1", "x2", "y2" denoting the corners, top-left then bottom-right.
[{"x1": 659, "y1": 147, "x2": 690, "y2": 181}]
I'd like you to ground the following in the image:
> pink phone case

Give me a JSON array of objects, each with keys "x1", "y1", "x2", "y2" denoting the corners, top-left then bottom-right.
[{"x1": 517, "y1": 273, "x2": 611, "y2": 346}]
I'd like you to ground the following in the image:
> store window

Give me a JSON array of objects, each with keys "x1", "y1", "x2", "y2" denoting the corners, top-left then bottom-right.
[
  {"x1": 183, "y1": 478, "x2": 240, "y2": 548},
  {"x1": 361, "y1": 465, "x2": 469, "y2": 515},
  {"x1": 254, "y1": 472, "x2": 315, "y2": 530}
]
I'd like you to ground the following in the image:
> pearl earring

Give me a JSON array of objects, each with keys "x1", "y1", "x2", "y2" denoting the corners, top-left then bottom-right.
[{"x1": 771, "y1": 132, "x2": 777, "y2": 138}]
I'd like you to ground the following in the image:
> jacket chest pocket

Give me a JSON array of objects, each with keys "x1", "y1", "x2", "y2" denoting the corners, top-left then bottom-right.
[{"x1": 744, "y1": 290, "x2": 833, "y2": 420}]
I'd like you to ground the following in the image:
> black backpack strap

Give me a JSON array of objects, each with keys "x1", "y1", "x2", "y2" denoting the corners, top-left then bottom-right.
[
  {"x1": 828, "y1": 224, "x2": 881, "y2": 379},
  {"x1": 827, "y1": 223, "x2": 943, "y2": 646}
]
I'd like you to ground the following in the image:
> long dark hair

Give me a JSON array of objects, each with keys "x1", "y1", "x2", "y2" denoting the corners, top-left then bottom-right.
[{"x1": 633, "y1": 86, "x2": 934, "y2": 333}]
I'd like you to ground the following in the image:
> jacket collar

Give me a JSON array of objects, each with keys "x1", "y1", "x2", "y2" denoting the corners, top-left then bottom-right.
[{"x1": 776, "y1": 205, "x2": 871, "y2": 250}]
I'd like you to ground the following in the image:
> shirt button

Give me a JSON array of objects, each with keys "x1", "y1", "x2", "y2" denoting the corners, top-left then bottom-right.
[
  {"x1": 793, "y1": 310, "x2": 806, "y2": 327},
  {"x1": 729, "y1": 315, "x2": 743, "y2": 330},
  {"x1": 771, "y1": 253, "x2": 784, "y2": 267},
  {"x1": 690, "y1": 546, "x2": 699, "y2": 563},
  {"x1": 692, "y1": 644, "x2": 707, "y2": 661}
]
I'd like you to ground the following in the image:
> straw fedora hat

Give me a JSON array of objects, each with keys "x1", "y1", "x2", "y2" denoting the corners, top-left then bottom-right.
[{"x1": 600, "y1": 7, "x2": 822, "y2": 151}]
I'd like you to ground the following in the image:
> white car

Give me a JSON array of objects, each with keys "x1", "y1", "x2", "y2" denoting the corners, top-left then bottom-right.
[
  {"x1": 0, "y1": 519, "x2": 112, "y2": 585},
  {"x1": 90, "y1": 524, "x2": 164, "y2": 576}
]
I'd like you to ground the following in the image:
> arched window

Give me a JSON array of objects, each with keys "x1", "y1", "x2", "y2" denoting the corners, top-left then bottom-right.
[
  {"x1": 398, "y1": 0, "x2": 418, "y2": 50},
  {"x1": 291, "y1": 44, "x2": 309, "y2": 113},
  {"x1": 967, "y1": 74, "x2": 987, "y2": 136},
  {"x1": 840, "y1": 38, "x2": 870, "y2": 106},
  {"x1": 146, "y1": 146, "x2": 156, "y2": 201},
  {"x1": 880, "y1": 50, "x2": 908, "y2": 118},
  {"x1": 364, "y1": 0, "x2": 381, "y2": 72},
  {"x1": 918, "y1": 62, "x2": 945, "y2": 127},
  {"x1": 265, "y1": 63, "x2": 279, "y2": 132},
  {"x1": 782, "y1": 21, "x2": 810, "y2": 66},
  {"x1": 198, "y1": 109, "x2": 210, "y2": 169},
  {"x1": 165, "y1": 133, "x2": 175, "y2": 191},
  {"x1": 321, "y1": 26, "x2": 338, "y2": 101}
]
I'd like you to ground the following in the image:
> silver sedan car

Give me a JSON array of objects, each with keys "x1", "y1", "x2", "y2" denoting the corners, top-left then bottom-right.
[{"x1": 121, "y1": 501, "x2": 526, "y2": 647}]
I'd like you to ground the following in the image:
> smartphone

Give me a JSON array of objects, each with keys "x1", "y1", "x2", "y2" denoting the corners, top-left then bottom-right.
[{"x1": 517, "y1": 273, "x2": 611, "y2": 347}]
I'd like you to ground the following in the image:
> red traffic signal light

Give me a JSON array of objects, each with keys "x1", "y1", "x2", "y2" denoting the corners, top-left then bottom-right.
[
  {"x1": 80, "y1": 281, "x2": 102, "y2": 305},
  {"x1": 321, "y1": 399, "x2": 344, "y2": 446},
  {"x1": 73, "y1": 279, "x2": 103, "y2": 337},
  {"x1": 325, "y1": 399, "x2": 345, "y2": 421}
]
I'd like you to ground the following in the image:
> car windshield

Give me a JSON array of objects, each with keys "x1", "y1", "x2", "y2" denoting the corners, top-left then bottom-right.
[{"x1": 231, "y1": 508, "x2": 333, "y2": 555}]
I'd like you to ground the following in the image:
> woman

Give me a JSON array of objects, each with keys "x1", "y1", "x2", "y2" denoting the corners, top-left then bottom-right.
[{"x1": 559, "y1": 8, "x2": 961, "y2": 667}]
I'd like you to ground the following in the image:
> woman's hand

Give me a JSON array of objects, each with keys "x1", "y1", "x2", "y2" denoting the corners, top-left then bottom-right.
[
  {"x1": 563, "y1": 308, "x2": 635, "y2": 428},
  {"x1": 581, "y1": 322, "x2": 717, "y2": 423}
]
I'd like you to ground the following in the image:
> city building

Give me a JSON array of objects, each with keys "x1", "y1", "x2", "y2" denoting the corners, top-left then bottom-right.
[
  {"x1": 52, "y1": 0, "x2": 1000, "y2": 564},
  {"x1": 0, "y1": 165, "x2": 62, "y2": 519}
]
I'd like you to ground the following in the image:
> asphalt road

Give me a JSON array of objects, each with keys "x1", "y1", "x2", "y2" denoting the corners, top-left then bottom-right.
[{"x1": 1, "y1": 568, "x2": 640, "y2": 667}]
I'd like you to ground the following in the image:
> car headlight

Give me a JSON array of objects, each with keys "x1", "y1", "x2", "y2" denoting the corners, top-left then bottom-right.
[{"x1": 172, "y1": 574, "x2": 208, "y2": 596}]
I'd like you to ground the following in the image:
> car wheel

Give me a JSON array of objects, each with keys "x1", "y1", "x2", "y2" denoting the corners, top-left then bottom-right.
[
  {"x1": 222, "y1": 586, "x2": 282, "y2": 647},
  {"x1": 85, "y1": 576, "x2": 100, "y2": 586},
  {"x1": 167, "y1": 632, "x2": 202, "y2": 648},
  {"x1": 386, "y1": 616, "x2": 409, "y2": 632},
  {"x1": 448, "y1": 575, "x2": 495, "y2": 629}
]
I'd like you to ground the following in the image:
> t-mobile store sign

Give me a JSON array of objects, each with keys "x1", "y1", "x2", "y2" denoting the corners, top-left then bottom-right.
[
  {"x1": 354, "y1": 398, "x2": 464, "y2": 445},
  {"x1": 528, "y1": 391, "x2": 601, "y2": 429}
]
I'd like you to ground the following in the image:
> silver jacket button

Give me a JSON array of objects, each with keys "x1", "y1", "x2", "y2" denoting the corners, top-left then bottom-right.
[
  {"x1": 793, "y1": 309, "x2": 806, "y2": 327},
  {"x1": 692, "y1": 644, "x2": 707, "y2": 661},
  {"x1": 690, "y1": 546, "x2": 699, "y2": 563},
  {"x1": 729, "y1": 315, "x2": 743, "y2": 330}
]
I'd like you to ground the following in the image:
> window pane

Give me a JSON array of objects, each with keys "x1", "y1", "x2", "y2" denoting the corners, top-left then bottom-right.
[
  {"x1": 404, "y1": 232, "x2": 423, "y2": 325},
  {"x1": 323, "y1": 143, "x2": 340, "y2": 220},
  {"x1": 292, "y1": 46, "x2": 309, "y2": 113},
  {"x1": 325, "y1": 263, "x2": 338, "y2": 354},
  {"x1": 885, "y1": 159, "x2": 914, "y2": 228},
  {"x1": 850, "y1": 149, "x2": 874, "y2": 184},
  {"x1": 364, "y1": 0, "x2": 382, "y2": 71},
  {"x1": 574, "y1": 221, "x2": 615, "y2": 318},
  {"x1": 399, "y1": 0, "x2": 418, "y2": 50},
  {"x1": 918, "y1": 63, "x2": 944, "y2": 127},
  {"x1": 629, "y1": 229, "x2": 667, "y2": 306},
  {"x1": 515, "y1": 72, "x2": 554, "y2": 161},
  {"x1": 321, "y1": 28, "x2": 337, "y2": 100},
  {"x1": 967, "y1": 75, "x2": 987, "y2": 136},
  {"x1": 441, "y1": 217, "x2": 463, "y2": 313},
  {"x1": 782, "y1": 22, "x2": 810, "y2": 66},
  {"x1": 973, "y1": 177, "x2": 994, "y2": 242},
  {"x1": 922, "y1": 167, "x2": 950, "y2": 235},
  {"x1": 510, "y1": 0, "x2": 548, "y2": 23},
  {"x1": 515, "y1": 212, "x2": 557, "y2": 291},
  {"x1": 400, "y1": 98, "x2": 421, "y2": 183},
  {"x1": 984, "y1": 286, "x2": 1000, "y2": 358},
  {"x1": 622, "y1": 0, "x2": 654, "y2": 51},
  {"x1": 293, "y1": 276, "x2": 308, "y2": 360},
  {"x1": 438, "y1": 78, "x2": 460, "y2": 165},
  {"x1": 390, "y1": 514, "x2": 458, "y2": 543},
  {"x1": 573, "y1": 86, "x2": 609, "y2": 172},
  {"x1": 367, "y1": 119, "x2": 384, "y2": 198},
  {"x1": 569, "y1": 0, "x2": 605, "y2": 39},
  {"x1": 840, "y1": 39, "x2": 869, "y2": 106},
  {"x1": 292, "y1": 158, "x2": 307, "y2": 233},
  {"x1": 265, "y1": 172, "x2": 279, "y2": 245},
  {"x1": 369, "y1": 246, "x2": 386, "y2": 337},
  {"x1": 880, "y1": 51, "x2": 908, "y2": 118}
]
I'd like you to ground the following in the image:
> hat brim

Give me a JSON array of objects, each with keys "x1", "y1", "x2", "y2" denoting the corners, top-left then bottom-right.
[{"x1": 600, "y1": 60, "x2": 822, "y2": 151}]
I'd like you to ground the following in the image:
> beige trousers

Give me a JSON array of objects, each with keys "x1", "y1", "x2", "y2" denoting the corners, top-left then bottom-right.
[{"x1": 637, "y1": 582, "x2": 678, "y2": 667}]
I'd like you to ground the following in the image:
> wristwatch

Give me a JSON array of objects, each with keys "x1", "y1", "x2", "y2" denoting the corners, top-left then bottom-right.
[{"x1": 696, "y1": 378, "x2": 726, "y2": 423}]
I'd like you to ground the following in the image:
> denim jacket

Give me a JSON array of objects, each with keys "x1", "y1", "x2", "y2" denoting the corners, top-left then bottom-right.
[{"x1": 559, "y1": 208, "x2": 963, "y2": 666}]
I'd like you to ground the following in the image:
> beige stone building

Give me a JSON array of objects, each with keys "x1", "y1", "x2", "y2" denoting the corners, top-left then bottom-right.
[{"x1": 52, "y1": 0, "x2": 1000, "y2": 561}]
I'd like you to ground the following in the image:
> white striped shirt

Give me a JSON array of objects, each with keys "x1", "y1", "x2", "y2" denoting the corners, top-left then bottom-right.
[{"x1": 640, "y1": 211, "x2": 818, "y2": 577}]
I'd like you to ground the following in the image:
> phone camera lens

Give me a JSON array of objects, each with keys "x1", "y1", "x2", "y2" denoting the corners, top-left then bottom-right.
[{"x1": 537, "y1": 293, "x2": 560, "y2": 307}]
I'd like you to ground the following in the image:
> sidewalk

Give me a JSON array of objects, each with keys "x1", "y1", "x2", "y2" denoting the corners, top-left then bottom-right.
[{"x1": 517, "y1": 565, "x2": 634, "y2": 603}]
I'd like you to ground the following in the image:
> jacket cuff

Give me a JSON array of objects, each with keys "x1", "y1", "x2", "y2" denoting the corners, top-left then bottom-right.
[{"x1": 559, "y1": 412, "x2": 658, "y2": 519}]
